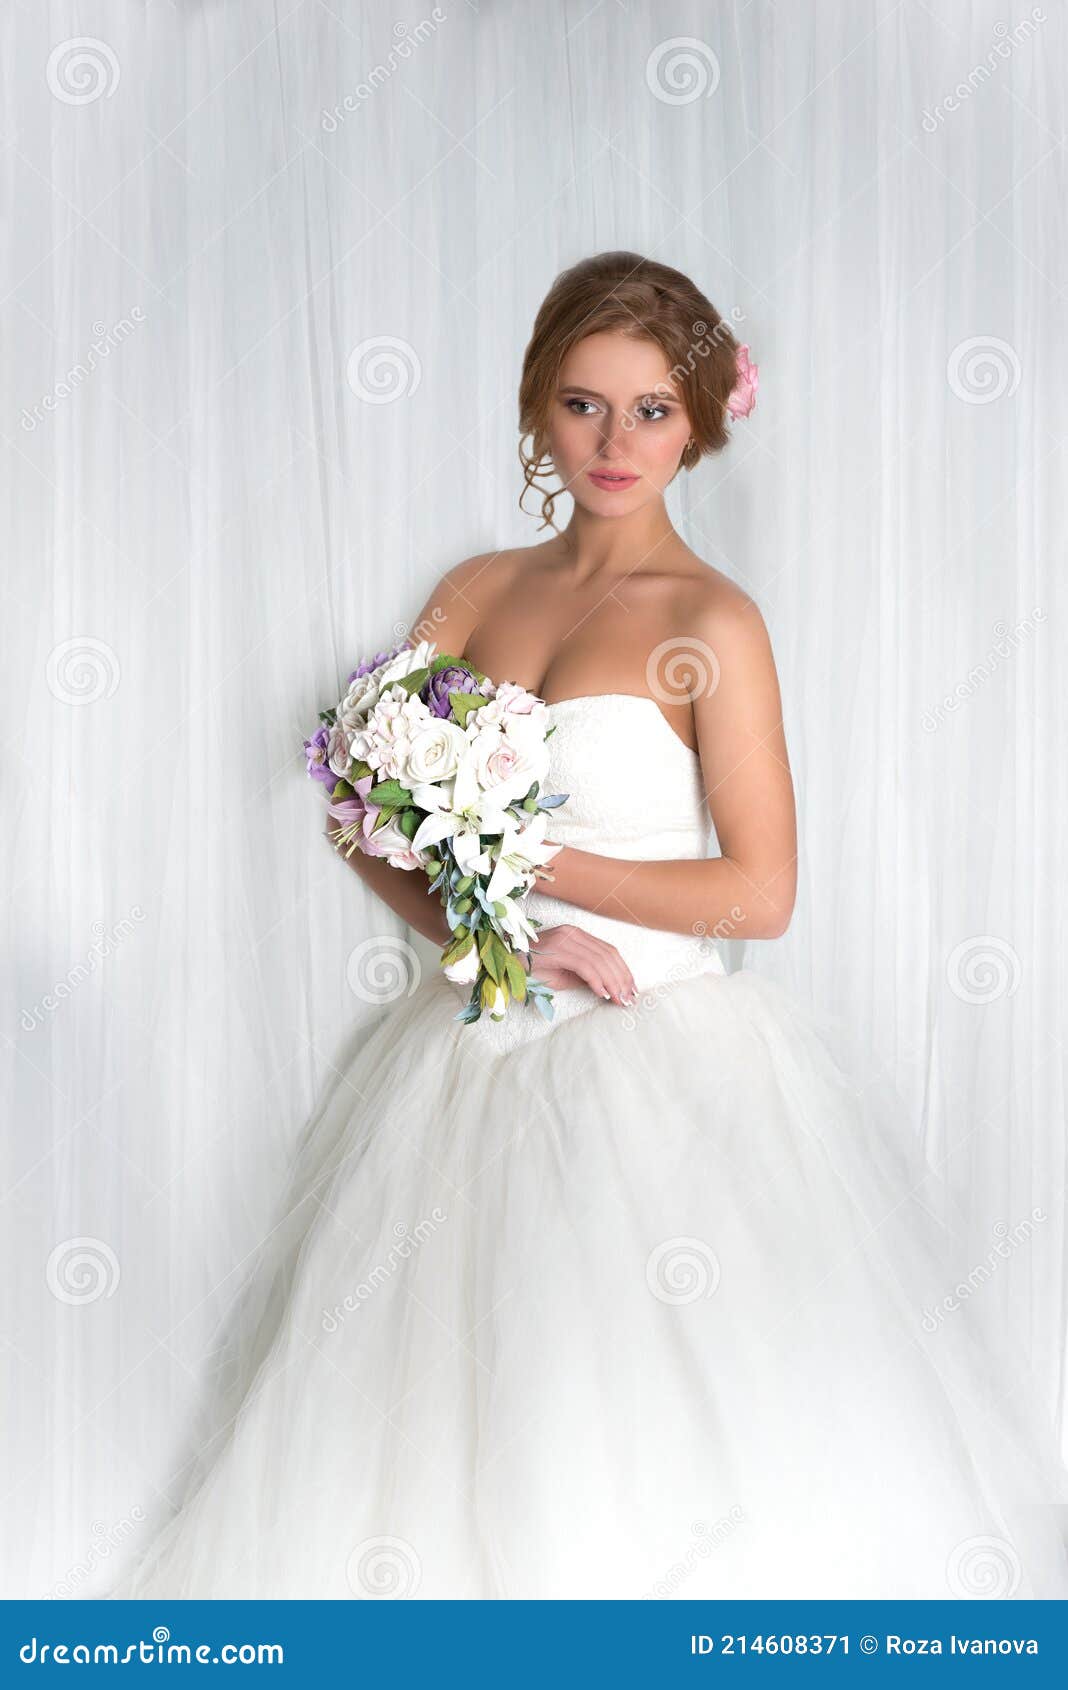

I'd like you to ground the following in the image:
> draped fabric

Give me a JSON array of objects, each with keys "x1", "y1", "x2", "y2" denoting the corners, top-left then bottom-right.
[{"x1": 3, "y1": 0, "x2": 1064, "y2": 1596}]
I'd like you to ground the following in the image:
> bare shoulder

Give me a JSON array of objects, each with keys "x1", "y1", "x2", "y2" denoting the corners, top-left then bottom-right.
[
  {"x1": 433, "y1": 547, "x2": 522, "y2": 605},
  {"x1": 665, "y1": 559, "x2": 781, "y2": 704},
  {"x1": 675, "y1": 560, "x2": 773, "y2": 653},
  {"x1": 410, "y1": 547, "x2": 525, "y2": 651}
]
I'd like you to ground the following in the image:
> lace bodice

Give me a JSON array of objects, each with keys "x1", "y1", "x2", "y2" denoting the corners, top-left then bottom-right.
[{"x1": 447, "y1": 693, "x2": 726, "y2": 1050}]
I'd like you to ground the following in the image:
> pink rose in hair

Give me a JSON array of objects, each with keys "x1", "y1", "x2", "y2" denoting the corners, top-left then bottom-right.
[{"x1": 727, "y1": 344, "x2": 759, "y2": 419}]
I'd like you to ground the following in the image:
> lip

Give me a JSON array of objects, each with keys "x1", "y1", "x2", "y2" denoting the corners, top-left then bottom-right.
[{"x1": 588, "y1": 470, "x2": 639, "y2": 490}]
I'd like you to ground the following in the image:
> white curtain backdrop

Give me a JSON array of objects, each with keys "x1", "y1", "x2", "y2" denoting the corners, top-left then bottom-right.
[{"x1": 3, "y1": 0, "x2": 1065, "y2": 1597}]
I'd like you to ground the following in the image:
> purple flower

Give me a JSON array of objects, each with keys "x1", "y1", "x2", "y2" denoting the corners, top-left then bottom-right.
[
  {"x1": 424, "y1": 665, "x2": 479, "y2": 718},
  {"x1": 303, "y1": 723, "x2": 337, "y2": 788},
  {"x1": 347, "y1": 640, "x2": 410, "y2": 685}
]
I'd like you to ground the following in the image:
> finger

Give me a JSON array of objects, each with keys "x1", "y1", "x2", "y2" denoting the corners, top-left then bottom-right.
[
  {"x1": 569, "y1": 932, "x2": 633, "y2": 994},
  {"x1": 588, "y1": 946, "x2": 636, "y2": 1005}
]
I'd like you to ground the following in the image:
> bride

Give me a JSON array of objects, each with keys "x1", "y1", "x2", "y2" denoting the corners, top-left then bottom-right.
[{"x1": 110, "y1": 252, "x2": 1068, "y2": 1600}]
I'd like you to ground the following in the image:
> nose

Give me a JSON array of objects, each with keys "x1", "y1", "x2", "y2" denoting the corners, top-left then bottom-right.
[{"x1": 596, "y1": 413, "x2": 632, "y2": 460}]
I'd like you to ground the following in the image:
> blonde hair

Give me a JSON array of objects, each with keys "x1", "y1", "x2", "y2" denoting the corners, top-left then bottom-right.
[{"x1": 517, "y1": 250, "x2": 741, "y2": 531}]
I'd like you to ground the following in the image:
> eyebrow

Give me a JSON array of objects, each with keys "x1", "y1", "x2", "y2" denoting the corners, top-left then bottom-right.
[{"x1": 557, "y1": 385, "x2": 680, "y2": 404}]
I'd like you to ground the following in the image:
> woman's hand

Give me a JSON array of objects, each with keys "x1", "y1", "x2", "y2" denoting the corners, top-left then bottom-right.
[{"x1": 523, "y1": 924, "x2": 637, "y2": 1006}]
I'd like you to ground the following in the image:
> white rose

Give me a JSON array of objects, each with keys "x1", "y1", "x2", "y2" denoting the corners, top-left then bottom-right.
[
  {"x1": 406, "y1": 719, "x2": 469, "y2": 785},
  {"x1": 327, "y1": 720, "x2": 354, "y2": 779},
  {"x1": 469, "y1": 724, "x2": 544, "y2": 805},
  {"x1": 336, "y1": 669, "x2": 382, "y2": 734}
]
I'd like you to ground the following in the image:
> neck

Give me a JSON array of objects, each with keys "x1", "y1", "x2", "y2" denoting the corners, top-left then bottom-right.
[{"x1": 555, "y1": 496, "x2": 680, "y2": 582}]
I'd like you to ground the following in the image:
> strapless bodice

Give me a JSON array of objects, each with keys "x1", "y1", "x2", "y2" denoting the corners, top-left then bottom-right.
[{"x1": 446, "y1": 693, "x2": 726, "y2": 1050}]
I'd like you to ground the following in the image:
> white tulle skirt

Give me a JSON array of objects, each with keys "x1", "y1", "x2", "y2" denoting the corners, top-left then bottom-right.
[{"x1": 107, "y1": 966, "x2": 1068, "y2": 1600}]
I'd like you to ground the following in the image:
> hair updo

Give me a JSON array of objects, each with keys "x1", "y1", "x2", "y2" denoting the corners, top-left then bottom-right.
[{"x1": 517, "y1": 250, "x2": 742, "y2": 532}]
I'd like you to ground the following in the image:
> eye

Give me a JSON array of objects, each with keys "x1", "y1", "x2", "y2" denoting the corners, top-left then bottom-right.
[
  {"x1": 563, "y1": 397, "x2": 600, "y2": 416},
  {"x1": 635, "y1": 401, "x2": 671, "y2": 422}
]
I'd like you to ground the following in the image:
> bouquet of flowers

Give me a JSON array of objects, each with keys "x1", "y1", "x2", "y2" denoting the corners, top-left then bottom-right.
[{"x1": 304, "y1": 640, "x2": 568, "y2": 1025}]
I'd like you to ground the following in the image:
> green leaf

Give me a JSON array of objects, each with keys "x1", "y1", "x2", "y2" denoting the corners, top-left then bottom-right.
[
  {"x1": 442, "y1": 931, "x2": 475, "y2": 966},
  {"x1": 395, "y1": 667, "x2": 430, "y2": 696},
  {"x1": 368, "y1": 778, "x2": 413, "y2": 806},
  {"x1": 397, "y1": 808, "x2": 419, "y2": 841},
  {"x1": 449, "y1": 691, "x2": 489, "y2": 728},
  {"x1": 489, "y1": 933, "x2": 512, "y2": 978},
  {"x1": 504, "y1": 954, "x2": 527, "y2": 1001},
  {"x1": 478, "y1": 931, "x2": 502, "y2": 984},
  {"x1": 329, "y1": 778, "x2": 355, "y2": 802}
]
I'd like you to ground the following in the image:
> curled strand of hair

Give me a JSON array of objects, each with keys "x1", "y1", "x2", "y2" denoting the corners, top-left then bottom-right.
[{"x1": 517, "y1": 433, "x2": 562, "y2": 534}]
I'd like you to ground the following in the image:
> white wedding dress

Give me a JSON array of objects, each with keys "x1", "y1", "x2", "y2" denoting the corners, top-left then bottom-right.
[{"x1": 109, "y1": 694, "x2": 1068, "y2": 1600}]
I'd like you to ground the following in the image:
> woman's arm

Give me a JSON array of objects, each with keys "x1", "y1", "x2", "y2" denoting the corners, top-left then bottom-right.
[
  {"x1": 544, "y1": 595, "x2": 798, "y2": 942},
  {"x1": 325, "y1": 815, "x2": 452, "y2": 944}
]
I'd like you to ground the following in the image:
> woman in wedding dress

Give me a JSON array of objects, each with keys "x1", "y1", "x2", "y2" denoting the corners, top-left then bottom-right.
[{"x1": 110, "y1": 252, "x2": 1068, "y2": 1601}]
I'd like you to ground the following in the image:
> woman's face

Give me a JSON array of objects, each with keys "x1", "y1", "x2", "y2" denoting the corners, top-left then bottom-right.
[{"x1": 546, "y1": 330, "x2": 692, "y2": 513}]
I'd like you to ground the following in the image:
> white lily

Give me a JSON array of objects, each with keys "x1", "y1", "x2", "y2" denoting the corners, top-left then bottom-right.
[
  {"x1": 410, "y1": 763, "x2": 512, "y2": 866},
  {"x1": 495, "y1": 894, "x2": 539, "y2": 950},
  {"x1": 485, "y1": 811, "x2": 561, "y2": 904}
]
